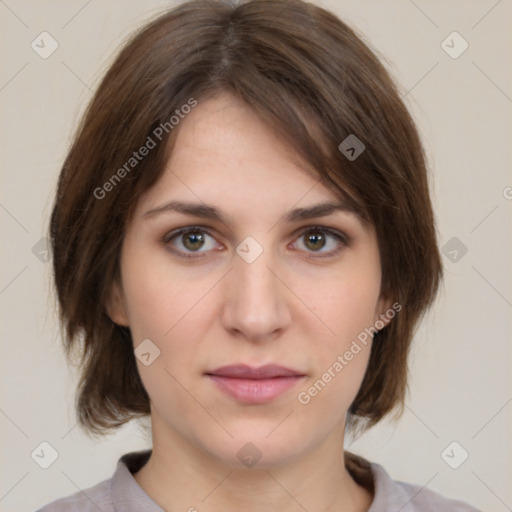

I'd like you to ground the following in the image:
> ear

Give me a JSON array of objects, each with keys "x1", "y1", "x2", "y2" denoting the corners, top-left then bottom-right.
[
  {"x1": 373, "y1": 295, "x2": 397, "y2": 331},
  {"x1": 105, "y1": 278, "x2": 130, "y2": 327}
]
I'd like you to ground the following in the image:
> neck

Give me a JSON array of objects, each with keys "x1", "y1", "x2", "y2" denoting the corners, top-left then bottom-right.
[{"x1": 133, "y1": 420, "x2": 373, "y2": 512}]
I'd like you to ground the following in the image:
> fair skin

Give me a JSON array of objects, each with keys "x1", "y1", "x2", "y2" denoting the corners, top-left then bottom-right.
[{"x1": 107, "y1": 92, "x2": 392, "y2": 512}]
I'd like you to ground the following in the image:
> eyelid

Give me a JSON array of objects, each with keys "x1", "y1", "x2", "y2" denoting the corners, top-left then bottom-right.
[
  {"x1": 294, "y1": 225, "x2": 349, "y2": 245},
  {"x1": 162, "y1": 224, "x2": 349, "y2": 260},
  {"x1": 161, "y1": 225, "x2": 216, "y2": 244}
]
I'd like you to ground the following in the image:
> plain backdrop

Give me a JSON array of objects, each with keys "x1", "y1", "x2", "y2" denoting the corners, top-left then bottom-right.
[{"x1": 1, "y1": 1, "x2": 511, "y2": 511}]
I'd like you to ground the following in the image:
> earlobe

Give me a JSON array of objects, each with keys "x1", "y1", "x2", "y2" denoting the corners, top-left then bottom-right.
[{"x1": 105, "y1": 279, "x2": 130, "y2": 327}]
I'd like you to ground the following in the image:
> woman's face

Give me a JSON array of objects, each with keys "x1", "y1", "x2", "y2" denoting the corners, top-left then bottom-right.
[{"x1": 108, "y1": 93, "x2": 390, "y2": 468}]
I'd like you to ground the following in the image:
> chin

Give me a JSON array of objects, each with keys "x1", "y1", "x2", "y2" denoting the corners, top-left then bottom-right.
[{"x1": 200, "y1": 426, "x2": 314, "y2": 470}]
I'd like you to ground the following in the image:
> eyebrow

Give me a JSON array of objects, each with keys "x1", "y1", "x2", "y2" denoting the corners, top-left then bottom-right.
[{"x1": 142, "y1": 200, "x2": 362, "y2": 225}]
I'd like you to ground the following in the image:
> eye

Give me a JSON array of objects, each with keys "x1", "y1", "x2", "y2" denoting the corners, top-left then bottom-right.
[
  {"x1": 292, "y1": 226, "x2": 348, "y2": 258},
  {"x1": 163, "y1": 225, "x2": 348, "y2": 260},
  {"x1": 163, "y1": 227, "x2": 220, "y2": 259}
]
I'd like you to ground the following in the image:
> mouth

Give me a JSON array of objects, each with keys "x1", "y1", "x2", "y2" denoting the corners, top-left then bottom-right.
[{"x1": 205, "y1": 364, "x2": 305, "y2": 404}]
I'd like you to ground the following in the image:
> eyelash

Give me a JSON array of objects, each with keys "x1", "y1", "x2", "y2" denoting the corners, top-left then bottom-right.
[{"x1": 162, "y1": 225, "x2": 349, "y2": 261}]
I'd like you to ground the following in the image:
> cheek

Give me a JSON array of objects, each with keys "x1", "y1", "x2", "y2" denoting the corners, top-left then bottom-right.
[
  {"x1": 296, "y1": 257, "x2": 381, "y2": 404},
  {"x1": 120, "y1": 255, "x2": 204, "y2": 404},
  {"x1": 311, "y1": 262, "x2": 382, "y2": 346},
  {"x1": 296, "y1": 280, "x2": 377, "y2": 420},
  {"x1": 333, "y1": 281, "x2": 380, "y2": 338},
  {"x1": 118, "y1": 245, "x2": 221, "y2": 401},
  {"x1": 119, "y1": 242, "x2": 210, "y2": 340}
]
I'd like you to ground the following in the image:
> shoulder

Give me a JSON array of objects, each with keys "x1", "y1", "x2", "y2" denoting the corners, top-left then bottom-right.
[
  {"x1": 33, "y1": 450, "x2": 155, "y2": 512},
  {"x1": 33, "y1": 478, "x2": 113, "y2": 512},
  {"x1": 370, "y1": 463, "x2": 482, "y2": 511},
  {"x1": 345, "y1": 452, "x2": 482, "y2": 512}
]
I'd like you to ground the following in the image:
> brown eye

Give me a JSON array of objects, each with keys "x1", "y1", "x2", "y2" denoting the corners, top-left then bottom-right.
[
  {"x1": 182, "y1": 231, "x2": 205, "y2": 251},
  {"x1": 294, "y1": 227, "x2": 348, "y2": 258},
  {"x1": 303, "y1": 231, "x2": 327, "y2": 251},
  {"x1": 163, "y1": 227, "x2": 219, "y2": 259}
]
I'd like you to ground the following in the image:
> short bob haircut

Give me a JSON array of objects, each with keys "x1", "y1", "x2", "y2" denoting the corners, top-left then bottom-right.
[{"x1": 50, "y1": 0, "x2": 443, "y2": 437}]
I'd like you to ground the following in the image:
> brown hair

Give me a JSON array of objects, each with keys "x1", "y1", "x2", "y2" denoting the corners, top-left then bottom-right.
[{"x1": 50, "y1": 0, "x2": 443, "y2": 437}]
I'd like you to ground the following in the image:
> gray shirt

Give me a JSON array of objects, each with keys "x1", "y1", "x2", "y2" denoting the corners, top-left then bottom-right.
[{"x1": 35, "y1": 450, "x2": 481, "y2": 511}]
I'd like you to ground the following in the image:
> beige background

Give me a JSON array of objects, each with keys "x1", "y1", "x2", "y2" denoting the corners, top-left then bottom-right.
[{"x1": 1, "y1": 1, "x2": 511, "y2": 511}]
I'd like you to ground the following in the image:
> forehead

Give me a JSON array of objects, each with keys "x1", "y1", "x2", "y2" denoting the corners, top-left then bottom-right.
[
  {"x1": 168, "y1": 93, "x2": 314, "y2": 181},
  {"x1": 131, "y1": 92, "x2": 371, "y2": 238},
  {"x1": 137, "y1": 94, "x2": 342, "y2": 212}
]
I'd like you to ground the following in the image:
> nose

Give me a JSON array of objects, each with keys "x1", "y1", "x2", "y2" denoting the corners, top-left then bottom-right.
[{"x1": 220, "y1": 244, "x2": 292, "y2": 343}]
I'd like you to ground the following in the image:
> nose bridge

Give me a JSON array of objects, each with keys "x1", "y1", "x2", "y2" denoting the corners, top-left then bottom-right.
[{"x1": 221, "y1": 241, "x2": 290, "y2": 340}]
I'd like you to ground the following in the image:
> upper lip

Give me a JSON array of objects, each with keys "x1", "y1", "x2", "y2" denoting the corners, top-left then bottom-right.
[{"x1": 206, "y1": 364, "x2": 304, "y2": 379}]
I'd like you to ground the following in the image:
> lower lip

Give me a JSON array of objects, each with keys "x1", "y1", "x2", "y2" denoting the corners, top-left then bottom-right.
[{"x1": 208, "y1": 375, "x2": 304, "y2": 404}]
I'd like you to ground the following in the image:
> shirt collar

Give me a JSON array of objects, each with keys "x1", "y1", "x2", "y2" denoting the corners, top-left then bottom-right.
[
  {"x1": 111, "y1": 450, "x2": 164, "y2": 511},
  {"x1": 110, "y1": 449, "x2": 408, "y2": 511}
]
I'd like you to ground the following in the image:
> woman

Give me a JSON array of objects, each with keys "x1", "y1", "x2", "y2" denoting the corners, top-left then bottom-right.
[{"x1": 37, "y1": 0, "x2": 480, "y2": 510}]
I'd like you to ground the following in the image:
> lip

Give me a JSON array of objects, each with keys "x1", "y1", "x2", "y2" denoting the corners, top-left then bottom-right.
[{"x1": 206, "y1": 364, "x2": 305, "y2": 404}]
